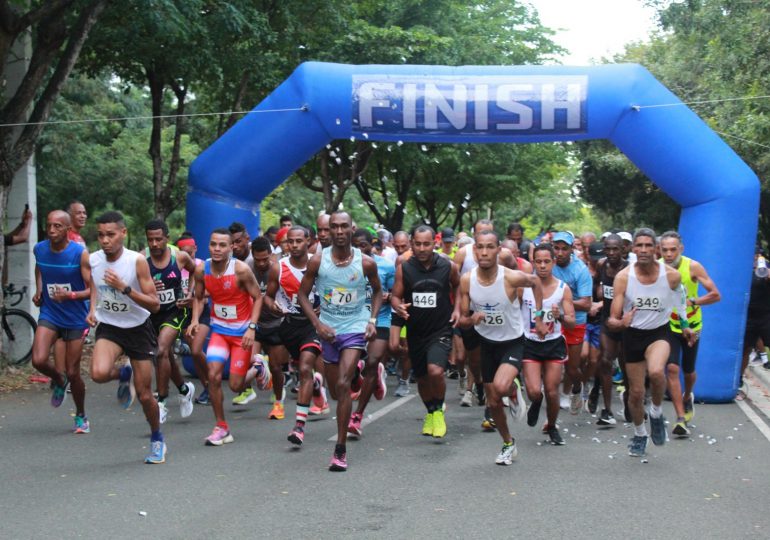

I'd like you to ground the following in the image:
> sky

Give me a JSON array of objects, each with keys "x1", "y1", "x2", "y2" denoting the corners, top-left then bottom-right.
[{"x1": 526, "y1": 0, "x2": 660, "y2": 65}]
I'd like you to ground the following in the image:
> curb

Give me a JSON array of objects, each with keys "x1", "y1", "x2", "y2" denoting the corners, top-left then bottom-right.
[{"x1": 749, "y1": 364, "x2": 770, "y2": 393}]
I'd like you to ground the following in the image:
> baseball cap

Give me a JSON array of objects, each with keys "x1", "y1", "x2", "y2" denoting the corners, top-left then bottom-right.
[
  {"x1": 276, "y1": 227, "x2": 290, "y2": 243},
  {"x1": 589, "y1": 241, "x2": 605, "y2": 261},
  {"x1": 618, "y1": 232, "x2": 633, "y2": 243},
  {"x1": 440, "y1": 227, "x2": 455, "y2": 242},
  {"x1": 552, "y1": 231, "x2": 574, "y2": 246}
]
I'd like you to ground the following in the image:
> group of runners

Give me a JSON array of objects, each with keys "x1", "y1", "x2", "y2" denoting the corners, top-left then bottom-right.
[{"x1": 31, "y1": 200, "x2": 731, "y2": 469}]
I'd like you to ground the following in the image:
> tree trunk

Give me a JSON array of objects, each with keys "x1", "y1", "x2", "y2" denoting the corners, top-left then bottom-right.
[{"x1": 146, "y1": 66, "x2": 165, "y2": 219}]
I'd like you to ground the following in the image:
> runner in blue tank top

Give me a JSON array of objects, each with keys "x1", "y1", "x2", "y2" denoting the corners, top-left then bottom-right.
[
  {"x1": 31, "y1": 210, "x2": 91, "y2": 433},
  {"x1": 298, "y1": 211, "x2": 382, "y2": 472}
]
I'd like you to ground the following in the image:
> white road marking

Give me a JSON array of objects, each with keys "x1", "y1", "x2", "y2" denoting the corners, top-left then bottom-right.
[
  {"x1": 328, "y1": 394, "x2": 417, "y2": 441},
  {"x1": 735, "y1": 399, "x2": 770, "y2": 444}
]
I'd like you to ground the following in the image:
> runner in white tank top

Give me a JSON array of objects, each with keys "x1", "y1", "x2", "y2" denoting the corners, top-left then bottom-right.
[
  {"x1": 520, "y1": 243, "x2": 577, "y2": 445},
  {"x1": 607, "y1": 229, "x2": 695, "y2": 457},
  {"x1": 458, "y1": 230, "x2": 547, "y2": 466},
  {"x1": 86, "y1": 211, "x2": 165, "y2": 465}
]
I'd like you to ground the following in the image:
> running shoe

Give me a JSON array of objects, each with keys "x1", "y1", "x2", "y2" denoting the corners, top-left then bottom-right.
[
  {"x1": 144, "y1": 439, "x2": 167, "y2": 464},
  {"x1": 547, "y1": 426, "x2": 565, "y2": 446},
  {"x1": 312, "y1": 373, "x2": 327, "y2": 406},
  {"x1": 73, "y1": 415, "x2": 90, "y2": 434},
  {"x1": 569, "y1": 392, "x2": 583, "y2": 415},
  {"x1": 683, "y1": 393, "x2": 695, "y2": 423},
  {"x1": 50, "y1": 375, "x2": 69, "y2": 408},
  {"x1": 348, "y1": 412, "x2": 363, "y2": 437},
  {"x1": 508, "y1": 379, "x2": 526, "y2": 422},
  {"x1": 422, "y1": 412, "x2": 434, "y2": 436},
  {"x1": 475, "y1": 383, "x2": 485, "y2": 406},
  {"x1": 587, "y1": 384, "x2": 600, "y2": 414},
  {"x1": 158, "y1": 400, "x2": 168, "y2": 424},
  {"x1": 527, "y1": 398, "x2": 542, "y2": 427},
  {"x1": 117, "y1": 365, "x2": 135, "y2": 409},
  {"x1": 559, "y1": 392, "x2": 570, "y2": 410},
  {"x1": 649, "y1": 414, "x2": 667, "y2": 446},
  {"x1": 373, "y1": 362, "x2": 387, "y2": 400},
  {"x1": 612, "y1": 368, "x2": 624, "y2": 384},
  {"x1": 495, "y1": 442, "x2": 518, "y2": 465},
  {"x1": 252, "y1": 354, "x2": 272, "y2": 391},
  {"x1": 232, "y1": 387, "x2": 256, "y2": 406},
  {"x1": 309, "y1": 401, "x2": 330, "y2": 416},
  {"x1": 432, "y1": 410, "x2": 447, "y2": 438},
  {"x1": 205, "y1": 426, "x2": 234, "y2": 446},
  {"x1": 268, "y1": 402, "x2": 285, "y2": 420},
  {"x1": 329, "y1": 450, "x2": 347, "y2": 471},
  {"x1": 597, "y1": 409, "x2": 617, "y2": 426},
  {"x1": 179, "y1": 381, "x2": 195, "y2": 418},
  {"x1": 672, "y1": 419, "x2": 690, "y2": 437},
  {"x1": 195, "y1": 388, "x2": 210, "y2": 405},
  {"x1": 350, "y1": 360, "x2": 364, "y2": 400},
  {"x1": 288, "y1": 424, "x2": 305, "y2": 446},
  {"x1": 628, "y1": 435, "x2": 648, "y2": 457},
  {"x1": 386, "y1": 360, "x2": 398, "y2": 376},
  {"x1": 447, "y1": 367, "x2": 459, "y2": 380},
  {"x1": 481, "y1": 408, "x2": 496, "y2": 432},
  {"x1": 394, "y1": 379, "x2": 410, "y2": 397},
  {"x1": 749, "y1": 350, "x2": 763, "y2": 367},
  {"x1": 460, "y1": 390, "x2": 474, "y2": 407}
]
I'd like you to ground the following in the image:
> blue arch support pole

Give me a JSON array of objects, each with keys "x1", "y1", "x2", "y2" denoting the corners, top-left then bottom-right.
[{"x1": 188, "y1": 62, "x2": 759, "y2": 402}]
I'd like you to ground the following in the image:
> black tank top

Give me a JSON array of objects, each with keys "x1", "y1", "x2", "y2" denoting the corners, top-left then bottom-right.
[
  {"x1": 599, "y1": 259, "x2": 629, "y2": 322},
  {"x1": 253, "y1": 264, "x2": 281, "y2": 326},
  {"x1": 402, "y1": 253, "x2": 453, "y2": 342},
  {"x1": 588, "y1": 271, "x2": 601, "y2": 324},
  {"x1": 148, "y1": 252, "x2": 184, "y2": 314}
]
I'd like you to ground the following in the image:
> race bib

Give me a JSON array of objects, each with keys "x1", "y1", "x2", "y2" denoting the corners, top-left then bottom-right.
[
  {"x1": 330, "y1": 288, "x2": 357, "y2": 306},
  {"x1": 46, "y1": 283, "x2": 72, "y2": 297},
  {"x1": 482, "y1": 311, "x2": 505, "y2": 326},
  {"x1": 181, "y1": 277, "x2": 190, "y2": 294},
  {"x1": 214, "y1": 303, "x2": 238, "y2": 320},
  {"x1": 157, "y1": 289, "x2": 176, "y2": 305},
  {"x1": 412, "y1": 292, "x2": 436, "y2": 308},
  {"x1": 633, "y1": 296, "x2": 662, "y2": 311},
  {"x1": 101, "y1": 299, "x2": 128, "y2": 313},
  {"x1": 602, "y1": 284, "x2": 614, "y2": 300}
]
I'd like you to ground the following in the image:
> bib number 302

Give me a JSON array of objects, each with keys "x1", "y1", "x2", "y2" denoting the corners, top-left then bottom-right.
[{"x1": 412, "y1": 292, "x2": 436, "y2": 308}]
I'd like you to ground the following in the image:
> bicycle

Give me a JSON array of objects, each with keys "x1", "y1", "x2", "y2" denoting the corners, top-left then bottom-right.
[{"x1": 2, "y1": 284, "x2": 37, "y2": 365}]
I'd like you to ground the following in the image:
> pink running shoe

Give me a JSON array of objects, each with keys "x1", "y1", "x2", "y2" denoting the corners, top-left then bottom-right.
[
  {"x1": 351, "y1": 360, "x2": 364, "y2": 393},
  {"x1": 329, "y1": 450, "x2": 347, "y2": 471},
  {"x1": 205, "y1": 426, "x2": 234, "y2": 446},
  {"x1": 288, "y1": 425, "x2": 305, "y2": 446},
  {"x1": 309, "y1": 400, "x2": 330, "y2": 416},
  {"x1": 348, "y1": 413, "x2": 363, "y2": 437},
  {"x1": 373, "y1": 362, "x2": 387, "y2": 400},
  {"x1": 312, "y1": 372, "x2": 325, "y2": 405},
  {"x1": 252, "y1": 354, "x2": 272, "y2": 391}
]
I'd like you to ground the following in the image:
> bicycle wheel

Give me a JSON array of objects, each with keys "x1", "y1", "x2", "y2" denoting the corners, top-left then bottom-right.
[{"x1": 2, "y1": 309, "x2": 36, "y2": 365}]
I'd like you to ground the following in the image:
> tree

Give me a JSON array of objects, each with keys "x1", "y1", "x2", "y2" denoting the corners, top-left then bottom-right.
[{"x1": 0, "y1": 0, "x2": 108, "y2": 280}]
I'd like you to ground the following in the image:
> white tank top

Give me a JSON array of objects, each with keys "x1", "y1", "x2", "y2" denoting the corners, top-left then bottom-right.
[
  {"x1": 90, "y1": 249, "x2": 150, "y2": 328},
  {"x1": 469, "y1": 266, "x2": 523, "y2": 341},
  {"x1": 460, "y1": 244, "x2": 477, "y2": 275},
  {"x1": 522, "y1": 279, "x2": 566, "y2": 342},
  {"x1": 623, "y1": 261, "x2": 673, "y2": 330}
]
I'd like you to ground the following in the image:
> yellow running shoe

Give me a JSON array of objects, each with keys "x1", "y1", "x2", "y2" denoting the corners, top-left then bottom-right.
[
  {"x1": 422, "y1": 412, "x2": 434, "y2": 436},
  {"x1": 268, "y1": 401, "x2": 285, "y2": 420},
  {"x1": 432, "y1": 410, "x2": 447, "y2": 438}
]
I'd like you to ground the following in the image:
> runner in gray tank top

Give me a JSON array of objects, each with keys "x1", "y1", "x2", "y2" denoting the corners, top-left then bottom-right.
[
  {"x1": 457, "y1": 230, "x2": 547, "y2": 466},
  {"x1": 607, "y1": 228, "x2": 695, "y2": 458}
]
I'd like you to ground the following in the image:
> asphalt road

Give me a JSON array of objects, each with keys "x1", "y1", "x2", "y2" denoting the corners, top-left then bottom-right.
[{"x1": 2, "y1": 372, "x2": 770, "y2": 540}]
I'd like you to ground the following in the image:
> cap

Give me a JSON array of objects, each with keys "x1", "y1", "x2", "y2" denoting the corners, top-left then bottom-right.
[
  {"x1": 600, "y1": 231, "x2": 611, "y2": 240},
  {"x1": 440, "y1": 227, "x2": 455, "y2": 242},
  {"x1": 276, "y1": 227, "x2": 289, "y2": 243},
  {"x1": 589, "y1": 241, "x2": 604, "y2": 261},
  {"x1": 552, "y1": 231, "x2": 574, "y2": 246},
  {"x1": 619, "y1": 232, "x2": 633, "y2": 243}
]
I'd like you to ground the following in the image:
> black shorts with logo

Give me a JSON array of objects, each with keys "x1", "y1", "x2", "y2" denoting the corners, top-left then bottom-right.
[
  {"x1": 278, "y1": 315, "x2": 321, "y2": 360},
  {"x1": 255, "y1": 323, "x2": 283, "y2": 348},
  {"x1": 523, "y1": 336, "x2": 567, "y2": 363},
  {"x1": 150, "y1": 307, "x2": 189, "y2": 335},
  {"x1": 480, "y1": 335, "x2": 524, "y2": 383},
  {"x1": 95, "y1": 319, "x2": 157, "y2": 362},
  {"x1": 408, "y1": 330, "x2": 452, "y2": 378}
]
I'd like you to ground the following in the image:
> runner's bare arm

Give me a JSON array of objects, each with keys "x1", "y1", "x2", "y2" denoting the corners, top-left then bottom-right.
[
  {"x1": 508, "y1": 269, "x2": 547, "y2": 338},
  {"x1": 133, "y1": 256, "x2": 161, "y2": 313},
  {"x1": 75, "y1": 249, "x2": 92, "y2": 301},
  {"x1": 607, "y1": 269, "x2": 633, "y2": 332},
  {"x1": 263, "y1": 261, "x2": 284, "y2": 315},
  {"x1": 690, "y1": 260, "x2": 721, "y2": 306},
  {"x1": 298, "y1": 253, "x2": 330, "y2": 335},
  {"x1": 390, "y1": 263, "x2": 410, "y2": 320},
  {"x1": 449, "y1": 262, "x2": 461, "y2": 325},
  {"x1": 560, "y1": 285, "x2": 576, "y2": 330},
  {"x1": 363, "y1": 255, "x2": 382, "y2": 340},
  {"x1": 186, "y1": 264, "x2": 205, "y2": 337},
  {"x1": 458, "y1": 273, "x2": 480, "y2": 328},
  {"x1": 235, "y1": 260, "x2": 262, "y2": 349}
]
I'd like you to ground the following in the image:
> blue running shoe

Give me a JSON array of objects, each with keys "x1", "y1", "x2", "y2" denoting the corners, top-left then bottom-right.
[
  {"x1": 73, "y1": 415, "x2": 90, "y2": 434},
  {"x1": 117, "y1": 365, "x2": 135, "y2": 409},
  {"x1": 194, "y1": 388, "x2": 210, "y2": 405},
  {"x1": 145, "y1": 440, "x2": 167, "y2": 464},
  {"x1": 649, "y1": 414, "x2": 667, "y2": 446},
  {"x1": 628, "y1": 435, "x2": 648, "y2": 457},
  {"x1": 51, "y1": 375, "x2": 69, "y2": 408}
]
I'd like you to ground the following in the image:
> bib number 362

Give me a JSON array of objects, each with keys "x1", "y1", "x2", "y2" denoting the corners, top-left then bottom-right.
[{"x1": 412, "y1": 292, "x2": 436, "y2": 308}]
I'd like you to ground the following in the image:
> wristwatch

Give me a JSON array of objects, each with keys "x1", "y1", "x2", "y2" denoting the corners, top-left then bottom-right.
[
  {"x1": 368, "y1": 317, "x2": 377, "y2": 325},
  {"x1": 248, "y1": 322, "x2": 257, "y2": 331},
  {"x1": 122, "y1": 286, "x2": 132, "y2": 295},
  {"x1": 534, "y1": 309, "x2": 545, "y2": 318}
]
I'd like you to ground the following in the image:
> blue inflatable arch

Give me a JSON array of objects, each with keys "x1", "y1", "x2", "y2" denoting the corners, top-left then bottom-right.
[{"x1": 188, "y1": 62, "x2": 759, "y2": 402}]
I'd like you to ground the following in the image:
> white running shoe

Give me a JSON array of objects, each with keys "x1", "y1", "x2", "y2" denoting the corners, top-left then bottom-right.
[
  {"x1": 495, "y1": 442, "x2": 518, "y2": 465},
  {"x1": 458, "y1": 375, "x2": 467, "y2": 396},
  {"x1": 179, "y1": 381, "x2": 195, "y2": 418},
  {"x1": 569, "y1": 392, "x2": 583, "y2": 415},
  {"x1": 508, "y1": 380, "x2": 526, "y2": 422},
  {"x1": 559, "y1": 392, "x2": 570, "y2": 410},
  {"x1": 460, "y1": 390, "x2": 474, "y2": 407}
]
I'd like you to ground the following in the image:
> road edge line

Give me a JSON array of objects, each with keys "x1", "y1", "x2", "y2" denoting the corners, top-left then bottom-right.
[
  {"x1": 328, "y1": 394, "x2": 416, "y2": 441},
  {"x1": 735, "y1": 398, "x2": 770, "y2": 444}
]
